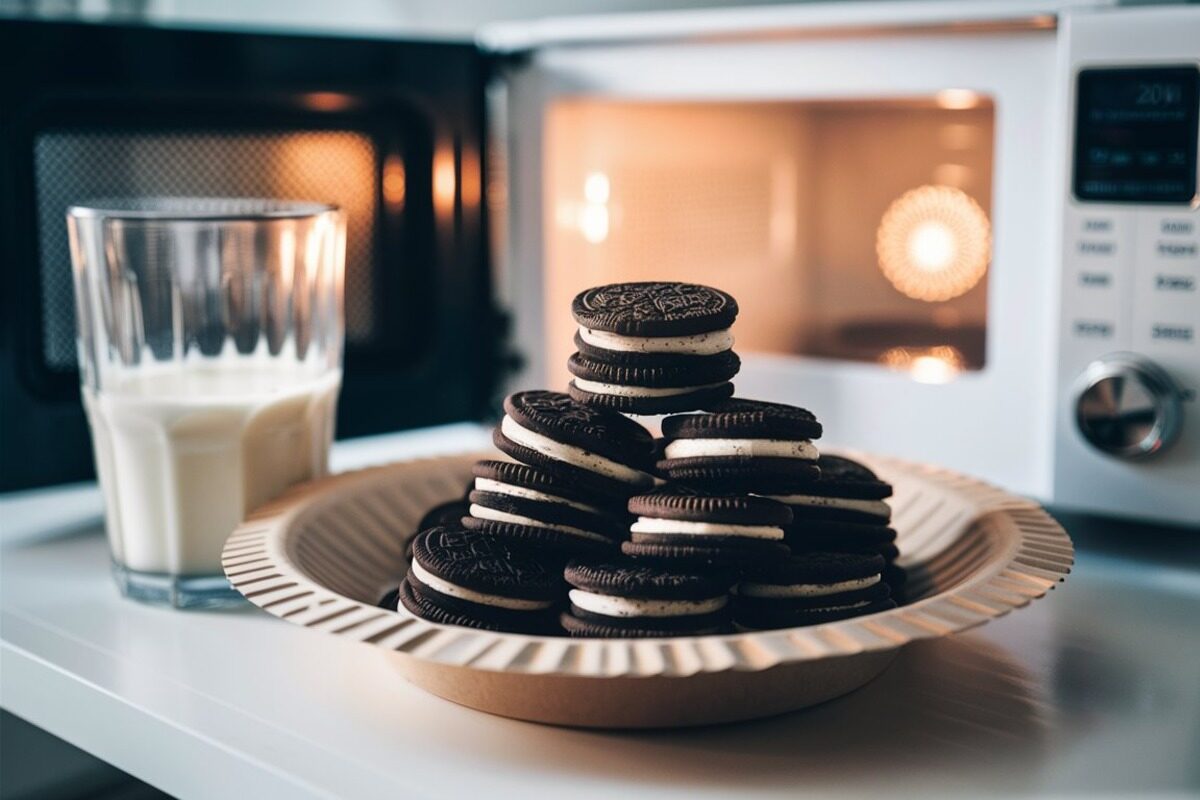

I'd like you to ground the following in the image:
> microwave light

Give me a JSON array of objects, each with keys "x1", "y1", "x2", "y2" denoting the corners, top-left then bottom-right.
[
  {"x1": 880, "y1": 345, "x2": 965, "y2": 384},
  {"x1": 433, "y1": 147, "x2": 456, "y2": 217},
  {"x1": 579, "y1": 204, "x2": 609, "y2": 244},
  {"x1": 936, "y1": 89, "x2": 981, "y2": 110},
  {"x1": 584, "y1": 172, "x2": 610, "y2": 204},
  {"x1": 876, "y1": 184, "x2": 991, "y2": 302},
  {"x1": 907, "y1": 221, "x2": 956, "y2": 272},
  {"x1": 382, "y1": 155, "x2": 406, "y2": 210}
]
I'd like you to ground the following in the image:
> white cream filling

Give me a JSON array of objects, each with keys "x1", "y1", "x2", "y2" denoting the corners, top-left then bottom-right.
[
  {"x1": 572, "y1": 378, "x2": 726, "y2": 398},
  {"x1": 761, "y1": 494, "x2": 892, "y2": 518},
  {"x1": 500, "y1": 416, "x2": 654, "y2": 487},
  {"x1": 473, "y1": 477, "x2": 602, "y2": 514},
  {"x1": 737, "y1": 574, "x2": 881, "y2": 599},
  {"x1": 663, "y1": 438, "x2": 818, "y2": 461},
  {"x1": 579, "y1": 325, "x2": 734, "y2": 356},
  {"x1": 630, "y1": 517, "x2": 784, "y2": 540},
  {"x1": 569, "y1": 589, "x2": 728, "y2": 618},
  {"x1": 815, "y1": 600, "x2": 871, "y2": 612},
  {"x1": 469, "y1": 504, "x2": 614, "y2": 544},
  {"x1": 411, "y1": 560, "x2": 553, "y2": 611}
]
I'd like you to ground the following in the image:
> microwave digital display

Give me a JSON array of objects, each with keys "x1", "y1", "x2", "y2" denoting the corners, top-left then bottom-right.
[{"x1": 1073, "y1": 65, "x2": 1199, "y2": 203}]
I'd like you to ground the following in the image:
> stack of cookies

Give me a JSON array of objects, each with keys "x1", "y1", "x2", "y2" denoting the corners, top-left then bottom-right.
[
  {"x1": 772, "y1": 454, "x2": 906, "y2": 602},
  {"x1": 733, "y1": 552, "x2": 895, "y2": 631},
  {"x1": 393, "y1": 280, "x2": 902, "y2": 638},
  {"x1": 568, "y1": 282, "x2": 740, "y2": 414}
]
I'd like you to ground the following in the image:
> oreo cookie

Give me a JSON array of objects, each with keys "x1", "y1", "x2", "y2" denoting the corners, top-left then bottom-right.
[
  {"x1": 401, "y1": 527, "x2": 562, "y2": 634},
  {"x1": 568, "y1": 282, "x2": 741, "y2": 415},
  {"x1": 567, "y1": 350, "x2": 738, "y2": 415},
  {"x1": 624, "y1": 485, "x2": 792, "y2": 567},
  {"x1": 657, "y1": 399, "x2": 822, "y2": 490},
  {"x1": 661, "y1": 399, "x2": 823, "y2": 441},
  {"x1": 785, "y1": 519, "x2": 898, "y2": 553},
  {"x1": 561, "y1": 559, "x2": 735, "y2": 638},
  {"x1": 573, "y1": 330, "x2": 732, "y2": 368},
  {"x1": 493, "y1": 391, "x2": 656, "y2": 502},
  {"x1": 733, "y1": 553, "x2": 893, "y2": 631},
  {"x1": 620, "y1": 538, "x2": 790, "y2": 569},
  {"x1": 572, "y1": 281, "x2": 739, "y2": 337},
  {"x1": 405, "y1": 498, "x2": 472, "y2": 561},
  {"x1": 464, "y1": 489, "x2": 626, "y2": 557},
  {"x1": 757, "y1": 454, "x2": 893, "y2": 524},
  {"x1": 471, "y1": 459, "x2": 623, "y2": 513},
  {"x1": 735, "y1": 594, "x2": 897, "y2": 631}
]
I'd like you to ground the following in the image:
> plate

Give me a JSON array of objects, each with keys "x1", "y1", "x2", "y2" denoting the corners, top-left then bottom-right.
[{"x1": 222, "y1": 451, "x2": 1072, "y2": 728}]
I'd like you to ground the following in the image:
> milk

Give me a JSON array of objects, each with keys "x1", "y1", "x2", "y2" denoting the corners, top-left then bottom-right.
[{"x1": 83, "y1": 363, "x2": 340, "y2": 576}]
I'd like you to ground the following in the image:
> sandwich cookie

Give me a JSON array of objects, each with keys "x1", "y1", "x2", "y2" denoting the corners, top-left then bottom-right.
[
  {"x1": 657, "y1": 399, "x2": 823, "y2": 491},
  {"x1": 493, "y1": 391, "x2": 657, "y2": 502},
  {"x1": 400, "y1": 527, "x2": 562, "y2": 635},
  {"x1": 471, "y1": 459, "x2": 626, "y2": 515},
  {"x1": 404, "y1": 498, "x2": 472, "y2": 562},
  {"x1": 567, "y1": 350, "x2": 738, "y2": 415},
  {"x1": 759, "y1": 454, "x2": 893, "y2": 525},
  {"x1": 785, "y1": 519, "x2": 898, "y2": 554},
  {"x1": 464, "y1": 484, "x2": 627, "y2": 559},
  {"x1": 733, "y1": 552, "x2": 895, "y2": 631},
  {"x1": 569, "y1": 282, "x2": 740, "y2": 414},
  {"x1": 561, "y1": 559, "x2": 736, "y2": 638},
  {"x1": 621, "y1": 485, "x2": 792, "y2": 567}
]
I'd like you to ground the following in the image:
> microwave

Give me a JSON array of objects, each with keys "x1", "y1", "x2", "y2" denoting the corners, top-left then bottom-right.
[
  {"x1": 0, "y1": 19, "x2": 505, "y2": 490},
  {"x1": 2, "y1": 3, "x2": 1197, "y2": 527}
]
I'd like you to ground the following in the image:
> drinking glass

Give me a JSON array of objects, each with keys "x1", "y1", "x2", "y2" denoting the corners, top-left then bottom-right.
[{"x1": 67, "y1": 198, "x2": 345, "y2": 607}]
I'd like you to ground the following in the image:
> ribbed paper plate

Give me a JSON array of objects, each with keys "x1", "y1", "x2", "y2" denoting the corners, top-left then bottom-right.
[{"x1": 223, "y1": 451, "x2": 1072, "y2": 728}]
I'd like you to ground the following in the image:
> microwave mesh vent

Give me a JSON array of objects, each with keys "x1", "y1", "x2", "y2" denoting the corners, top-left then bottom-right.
[
  {"x1": 611, "y1": 165, "x2": 772, "y2": 267},
  {"x1": 34, "y1": 130, "x2": 378, "y2": 371}
]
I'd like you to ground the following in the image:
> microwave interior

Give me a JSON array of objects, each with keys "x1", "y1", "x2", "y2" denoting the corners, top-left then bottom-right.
[{"x1": 543, "y1": 96, "x2": 996, "y2": 386}]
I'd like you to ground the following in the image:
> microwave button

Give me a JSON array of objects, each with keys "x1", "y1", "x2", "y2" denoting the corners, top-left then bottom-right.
[
  {"x1": 1079, "y1": 271, "x2": 1113, "y2": 288},
  {"x1": 1077, "y1": 240, "x2": 1118, "y2": 256},
  {"x1": 1072, "y1": 320, "x2": 1116, "y2": 338},
  {"x1": 1154, "y1": 274, "x2": 1195, "y2": 292},
  {"x1": 1074, "y1": 354, "x2": 1184, "y2": 460},
  {"x1": 1160, "y1": 219, "x2": 1194, "y2": 235},
  {"x1": 1156, "y1": 241, "x2": 1198, "y2": 259}
]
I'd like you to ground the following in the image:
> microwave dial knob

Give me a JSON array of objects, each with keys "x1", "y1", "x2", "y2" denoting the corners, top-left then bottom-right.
[{"x1": 1075, "y1": 354, "x2": 1183, "y2": 459}]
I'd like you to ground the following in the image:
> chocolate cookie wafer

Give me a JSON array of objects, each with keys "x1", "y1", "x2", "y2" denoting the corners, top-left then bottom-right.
[
  {"x1": 733, "y1": 552, "x2": 895, "y2": 631},
  {"x1": 400, "y1": 526, "x2": 562, "y2": 635},
  {"x1": 657, "y1": 399, "x2": 822, "y2": 491},
  {"x1": 561, "y1": 559, "x2": 735, "y2": 638},
  {"x1": 493, "y1": 391, "x2": 656, "y2": 503},
  {"x1": 621, "y1": 484, "x2": 791, "y2": 568}
]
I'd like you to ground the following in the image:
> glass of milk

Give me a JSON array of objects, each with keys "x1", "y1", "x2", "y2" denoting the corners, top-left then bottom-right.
[{"x1": 67, "y1": 198, "x2": 344, "y2": 608}]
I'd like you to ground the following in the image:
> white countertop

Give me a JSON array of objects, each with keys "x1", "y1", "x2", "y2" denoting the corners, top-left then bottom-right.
[{"x1": 3, "y1": 424, "x2": 1199, "y2": 799}]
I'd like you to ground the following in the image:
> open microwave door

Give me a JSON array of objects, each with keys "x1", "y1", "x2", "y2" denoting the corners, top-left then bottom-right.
[{"x1": 482, "y1": 2, "x2": 1064, "y2": 496}]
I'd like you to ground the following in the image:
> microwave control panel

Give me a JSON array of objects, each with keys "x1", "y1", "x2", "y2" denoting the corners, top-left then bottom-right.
[{"x1": 1054, "y1": 6, "x2": 1199, "y2": 526}]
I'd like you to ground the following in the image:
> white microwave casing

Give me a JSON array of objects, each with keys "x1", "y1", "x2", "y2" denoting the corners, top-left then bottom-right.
[{"x1": 485, "y1": 1, "x2": 1200, "y2": 527}]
